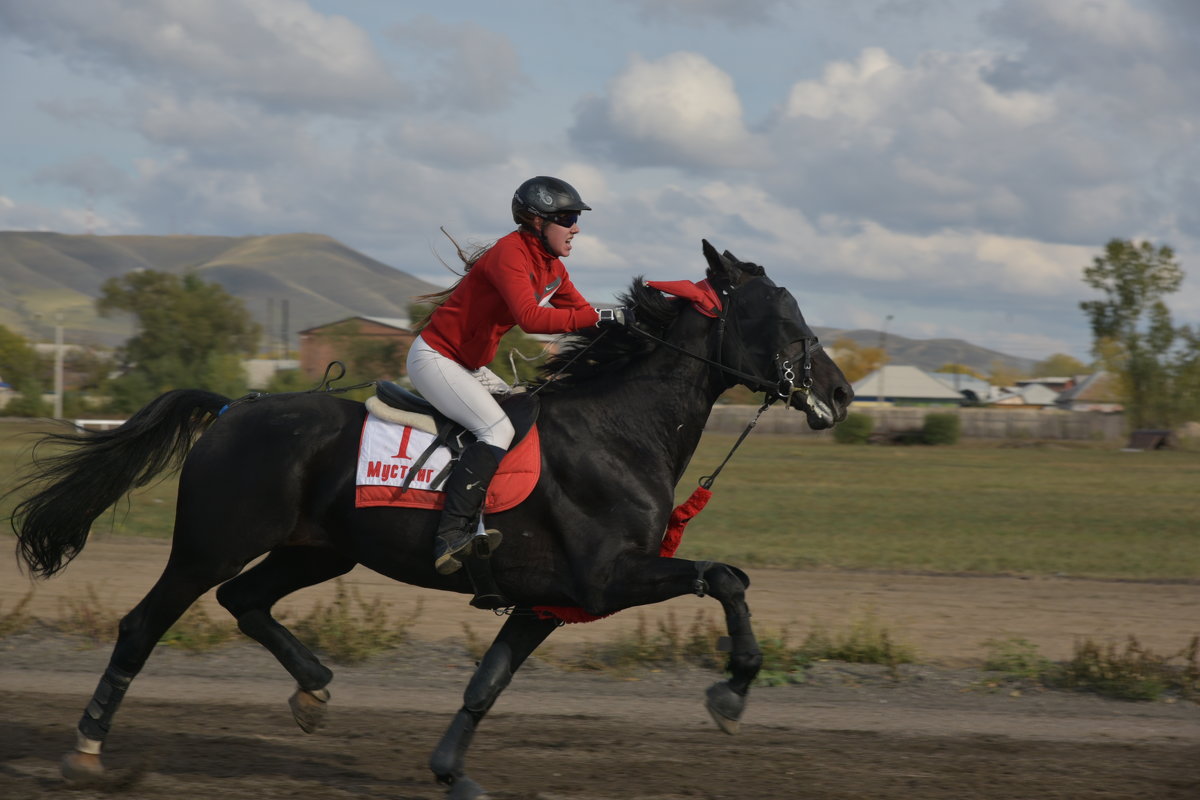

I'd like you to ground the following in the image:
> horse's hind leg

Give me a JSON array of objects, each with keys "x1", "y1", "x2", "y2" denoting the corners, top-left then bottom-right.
[
  {"x1": 215, "y1": 546, "x2": 356, "y2": 733},
  {"x1": 430, "y1": 612, "x2": 559, "y2": 799},
  {"x1": 64, "y1": 555, "x2": 242, "y2": 781}
]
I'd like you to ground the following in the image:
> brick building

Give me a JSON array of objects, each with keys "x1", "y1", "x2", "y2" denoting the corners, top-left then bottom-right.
[{"x1": 298, "y1": 316, "x2": 415, "y2": 381}]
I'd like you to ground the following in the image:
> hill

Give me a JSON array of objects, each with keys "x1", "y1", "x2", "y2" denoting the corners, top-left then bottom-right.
[
  {"x1": 816, "y1": 328, "x2": 1037, "y2": 375},
  {"x1": 0, "y1": 232, "x2": 443, "y2": 348},
  {"x1": 0, "y1": 232, "x2": 1038, "y2": 374}
]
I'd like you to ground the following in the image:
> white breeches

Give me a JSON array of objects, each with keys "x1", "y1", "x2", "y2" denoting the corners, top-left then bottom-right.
[{"x1": 405, "y1": 335, "x2": 516, "y2": 449}]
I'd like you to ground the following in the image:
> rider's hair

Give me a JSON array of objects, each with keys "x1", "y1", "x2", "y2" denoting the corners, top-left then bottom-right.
[{"x1": 411, "y1": 228, "x2": 494, "y2": 332}]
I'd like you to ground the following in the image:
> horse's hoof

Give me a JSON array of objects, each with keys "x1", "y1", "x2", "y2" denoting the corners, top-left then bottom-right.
[
  {"x1": 704, "y1": 681, "x2": 746, "y2": 735},
  {"x1": 446, "y1": 775, "x2": 489, "y2": 799},
  {"x1": 61, "y1": 750, "x2": 104, "y2": 783},
  {"x1": 289, "y1": 686, "x2": 330, "y2": 733}
]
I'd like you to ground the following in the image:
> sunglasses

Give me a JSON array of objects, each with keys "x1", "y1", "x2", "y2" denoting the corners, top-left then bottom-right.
[{"x1": 546, "y1": 212, "x2": 579, "y2": 228}]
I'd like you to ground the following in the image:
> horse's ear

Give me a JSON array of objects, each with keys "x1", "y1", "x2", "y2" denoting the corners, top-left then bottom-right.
[{"x1": 702, "y1": 239, "x2": 736, "y2": 282}]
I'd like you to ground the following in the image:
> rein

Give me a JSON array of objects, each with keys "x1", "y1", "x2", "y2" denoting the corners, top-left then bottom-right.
[{"x1": 697, "y1": 397, "x2": 776, "y2": 490}]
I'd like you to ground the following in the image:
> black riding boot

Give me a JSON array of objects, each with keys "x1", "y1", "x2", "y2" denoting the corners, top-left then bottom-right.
[{"x1": 433, "y1": 442, "x2": 507, "y2": 575}]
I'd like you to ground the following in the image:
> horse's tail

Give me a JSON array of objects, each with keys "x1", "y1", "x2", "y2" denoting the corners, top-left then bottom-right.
[{"x1": 10, "y1": 389, "x2": 230, "y2": 578}]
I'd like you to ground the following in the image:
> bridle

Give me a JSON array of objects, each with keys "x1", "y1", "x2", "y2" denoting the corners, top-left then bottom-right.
[{"x1": 627, "y1": 277, "x2": 819, "y2": 403}]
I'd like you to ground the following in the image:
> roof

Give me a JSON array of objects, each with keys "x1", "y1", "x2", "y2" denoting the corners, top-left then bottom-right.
[
  {"x1": 852, "y1": 365, "x2": 965, "y2": 401},
  {"x1": 362, "y1": 316, "x2": 412, "y2": 329},
  {"x1": 299, "y1": 315, "x2": 412, "y2": 334},
  {"x1": 931, "y1": 372, "x2": 993, "y2": 396},
  {"x1": 993, "y1": 383, "x2": 1061, "y2": 406},
  {"x1": 1055, "y1": 371, "x2": 1121, "y2": 404}
]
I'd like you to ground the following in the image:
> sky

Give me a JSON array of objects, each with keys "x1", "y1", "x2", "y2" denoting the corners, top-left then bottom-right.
[{"x1": 3, "y1": 0, "x2": 1199, "y2": 363}]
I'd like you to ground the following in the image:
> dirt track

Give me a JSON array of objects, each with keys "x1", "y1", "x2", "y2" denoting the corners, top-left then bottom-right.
[{"x1": 1, "y1": 536, "x2": 1198, "y2": 799}]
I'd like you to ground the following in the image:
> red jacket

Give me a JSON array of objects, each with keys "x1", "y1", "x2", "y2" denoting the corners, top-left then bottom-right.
[{"x1": 420, "y1": 229, "x2": 600, "y2": 369}]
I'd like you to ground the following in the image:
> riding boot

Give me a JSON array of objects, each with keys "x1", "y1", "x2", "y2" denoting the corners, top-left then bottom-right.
[{"x1": 433, "y1": 442, "x2": 507, "y2": 575}]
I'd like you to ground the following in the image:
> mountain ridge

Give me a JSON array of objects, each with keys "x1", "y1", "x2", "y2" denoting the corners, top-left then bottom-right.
[
  {"x1": 0, "y1": 231, "x2": 443, "y2": 348},
  {"x1": 0, "y1": 231, "x2": 1036, "y2": 374}
]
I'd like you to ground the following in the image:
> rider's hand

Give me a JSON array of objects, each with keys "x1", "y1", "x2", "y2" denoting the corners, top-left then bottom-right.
[{"x1": 595, "y1": 307, "x2": 635, "y2": 328}]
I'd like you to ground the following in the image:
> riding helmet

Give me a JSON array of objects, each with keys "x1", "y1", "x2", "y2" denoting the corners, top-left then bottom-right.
[{"x1": 511, "y1": 176, "x2": 592, "y2": 226}]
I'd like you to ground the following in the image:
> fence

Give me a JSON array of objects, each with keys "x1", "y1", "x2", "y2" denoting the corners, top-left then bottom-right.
[
  {"x1": 29, "y1": 409, "x2": 1131, "y2": 441},
  {"x1": 704, "y1": 404, "x2": 1127, "y2": 442},
  {"x1": 72, "y1": 419, "x2": 127, "y2": 431}
]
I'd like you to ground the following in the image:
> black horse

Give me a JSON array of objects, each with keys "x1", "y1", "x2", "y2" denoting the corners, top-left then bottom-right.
[{"x1": 11, "y1": 241, "x2": 852, "y2": 799}]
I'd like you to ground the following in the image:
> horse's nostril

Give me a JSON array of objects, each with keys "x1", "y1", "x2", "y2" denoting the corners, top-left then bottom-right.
[{"x1": 834, "y1": 386, "x2": 853, "y2": 408}]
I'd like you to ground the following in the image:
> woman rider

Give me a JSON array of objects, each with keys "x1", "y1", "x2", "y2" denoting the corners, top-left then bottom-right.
[{"x1": 408, "y1": 176, "x2": 626, "y2": 575}]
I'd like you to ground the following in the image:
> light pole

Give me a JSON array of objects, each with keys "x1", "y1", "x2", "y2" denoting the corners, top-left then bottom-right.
[{"x1": 878, "y1": 314, "x2": 893, "y2": 405}]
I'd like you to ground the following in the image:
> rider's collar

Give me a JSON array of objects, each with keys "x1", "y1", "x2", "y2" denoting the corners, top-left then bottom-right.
[{"x1": 644, "y1": 278, "x2": 723, "y2": 318}]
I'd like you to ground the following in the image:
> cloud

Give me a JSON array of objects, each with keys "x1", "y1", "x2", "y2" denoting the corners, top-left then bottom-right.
[
  {"x1": 0, "y1": 195, "x2": 131, "y2": 234},
  {"x1": 571, "y1": 52, "x2": 768, "y2": 170},
  {"x1": 615, "y1": 0, "x2": 796, "y2": 26},
  {"x1": 134, "y1": 91, "x2": 316, "y2": 167},
  {"x1": 0, "y1": 0, "x2": 409, "y2": 115},
  {"x1": 982, "y1": 0, "x2": 1200, "y2": 142},
  {"x1": 384, "y1": 120, "x2": 509, "y2": 170},
  {"x1": 386, "y1": 16, "x2": 525, "y2": 114},
  {"x1": 765, "y1": 45, "x2": 1162, "y2": 244},
  {"x1": 34, "y1": 155, "x2": 131, "y2": 197}
]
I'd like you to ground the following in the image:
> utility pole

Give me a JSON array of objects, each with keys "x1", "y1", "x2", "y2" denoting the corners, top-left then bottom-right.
[
  {"x1": 266, "y1": 298, "x2": 275, "y2": 358},
  {"x1": 53, "y1": 315, "x2": 64, "y2": 419},
  {"x1": 281, "y1": 299, "x2": 289, "y2": 360},
  {"x1": 878, "y1": 314, "x2": 893, "y2": 405}
]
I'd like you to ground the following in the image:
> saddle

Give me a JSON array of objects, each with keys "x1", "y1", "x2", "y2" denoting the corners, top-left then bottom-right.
[
  {"x1": 371, "y1": 381, "x2": 539, "y2": 459},
  {"x1": 367, "y1": 381, "x2": 539, "y2": 609}
]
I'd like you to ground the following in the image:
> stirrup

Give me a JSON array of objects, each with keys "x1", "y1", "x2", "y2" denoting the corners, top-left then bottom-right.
[{"x1": 473, "y1": 528, "x2": 502, "y2": 559}]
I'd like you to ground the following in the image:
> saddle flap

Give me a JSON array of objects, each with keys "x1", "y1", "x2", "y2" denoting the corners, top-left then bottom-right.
[{"x1": 500, "y1": 392, "x2": 539, "y2": 445}]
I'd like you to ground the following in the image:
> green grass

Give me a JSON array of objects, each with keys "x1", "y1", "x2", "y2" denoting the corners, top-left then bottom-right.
[
  {"x1": 4, "y1": 419, "x2": 1199, "y2": 579},
  {"x1": 673, "y1": 435, "x2": 1200, "y2": 579},
  {"x1": 1, "y1": 418, "x2": 182, "y2": 539}
]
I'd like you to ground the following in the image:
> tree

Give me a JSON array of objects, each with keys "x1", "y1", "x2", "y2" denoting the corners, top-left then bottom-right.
[
  {"x1": 0, "y1": 326, "x2": 49, "y2": 416},
  {"x1": 1031, "y1": 353, "x2": 1088, "y2": 378},
  {"x1": 97, "y1": 271, "x2": 261, "y2": 411},
  {"x1": 1080, "y1": 238, "x2": 1198, "y2": 428},
  {"x1": 935, "y1": 363, "x2": 985, "y2": 379},
  {"x1": 986, "y1": 360, "x2": 1026, "y2": 387},
  {"x1": 0, "y1": 326, "x2": 41, "y2": 387},
  {"x1": 830, "y1": 337, "x2": 888, "y2": 383}
]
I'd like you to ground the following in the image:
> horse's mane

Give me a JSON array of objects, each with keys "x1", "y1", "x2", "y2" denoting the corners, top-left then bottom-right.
[{"x1": 529, "y1": 276, "x2": 686, "y2": 394}]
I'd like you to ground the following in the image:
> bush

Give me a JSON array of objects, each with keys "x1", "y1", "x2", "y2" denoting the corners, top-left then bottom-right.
[
  {"x1": 293, "y1": 580, "x2": 421, "y2": 664},
  {"x1": 1048, "y1": 635, "x2": 1199, "y2": 701},
  {"x1": 833, "y1": 412, "x2": 874, "y2": 444},
  {"x1": 921, "y1": 412, "x2": 961, "y2": 445}
]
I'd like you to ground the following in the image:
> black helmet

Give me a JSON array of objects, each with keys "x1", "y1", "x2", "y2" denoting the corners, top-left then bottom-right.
[{"x1": 511, "y1": 176, "x2": 592, "y2": 226}]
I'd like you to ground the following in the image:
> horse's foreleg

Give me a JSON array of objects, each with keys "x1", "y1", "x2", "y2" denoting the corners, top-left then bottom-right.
[
  {"x1": 215, "y1": 546, "x2": 356, "y2": 733},
  {"x1": 698, "y1": 563, "x2": 761, "y2": 734},
  {"x1": 64, "y1": 560, "x2": 238, "y2": 781},
  {"x1": 430, "y1": 612, "x2": 559, "y2": 799}
]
